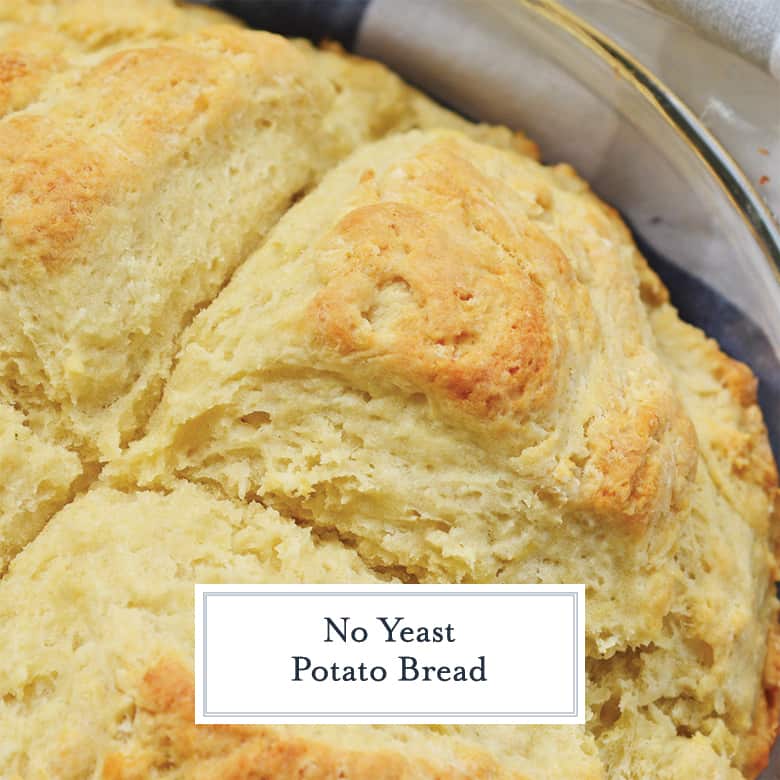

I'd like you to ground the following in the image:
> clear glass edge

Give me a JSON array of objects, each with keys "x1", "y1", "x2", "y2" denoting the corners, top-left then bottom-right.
[{"x1": 520, "y1": 0, "x2": 780, "y2": 289}]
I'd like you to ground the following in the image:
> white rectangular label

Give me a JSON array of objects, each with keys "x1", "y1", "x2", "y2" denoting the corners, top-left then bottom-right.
[{"x1": 195, "y1": 584, "x2": 584, "y2": 725}]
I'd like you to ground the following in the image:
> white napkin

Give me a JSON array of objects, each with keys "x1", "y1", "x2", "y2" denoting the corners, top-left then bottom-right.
[{"x1": 646, "y1": 0, "x2": 780, "y2": 79}]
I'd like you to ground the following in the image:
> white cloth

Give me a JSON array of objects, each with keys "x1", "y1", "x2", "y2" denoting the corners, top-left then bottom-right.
[{"x1": 645, "y1": 0, "x2": 780, "y2": 79}]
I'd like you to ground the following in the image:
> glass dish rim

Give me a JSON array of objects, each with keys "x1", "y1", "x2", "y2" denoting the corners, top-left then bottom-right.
[{"x1": 516, "y1": 0, "x2": 780, "y2": 290}]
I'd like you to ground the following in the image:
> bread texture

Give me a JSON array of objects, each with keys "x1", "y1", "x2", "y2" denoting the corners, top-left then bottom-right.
[
  {"x1": 0, "y1": 2, "x2": 777, "y2": 779},
  {"x1": 0, "y1": 0, "x2": 236, "y2": 117},
  {"x1": 0, "y1": 1, "x2": 535, "y2": 562},
  {"x1": 107, "y1": 129, "x2": 779, "y2": 778},
  {"x1": 0, "y1": 402, "x2": 81, "y2": 574},
  {"x1": 0, "y1": 3, "x2": 534, "y2": 466},
  {"x1": 111, "y1": 130, "x2": 699, "y2": 648}
]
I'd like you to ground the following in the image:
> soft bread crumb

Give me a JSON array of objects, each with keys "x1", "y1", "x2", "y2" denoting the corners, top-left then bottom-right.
[{"x1": 0, "y1": 402, "x2": 81, "y2": 572}]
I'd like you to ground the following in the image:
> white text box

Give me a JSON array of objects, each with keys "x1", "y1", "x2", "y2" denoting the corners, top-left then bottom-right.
[{"x1": 195, "y1": 584, "x2": 584, "y2": 725}]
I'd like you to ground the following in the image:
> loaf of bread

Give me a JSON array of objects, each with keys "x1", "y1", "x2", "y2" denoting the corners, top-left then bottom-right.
[{"x1": 0, "y1": 2, "x2": 776, "y2": 779}]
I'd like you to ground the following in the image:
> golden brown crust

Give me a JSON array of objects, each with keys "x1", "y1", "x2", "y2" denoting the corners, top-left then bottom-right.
[
  {"x1": 741, "y1": 592, "x2": 780, "y2": 780},
  {"x1": 708, "y1": 343, "x2": 778, "y2": 496},
  {"x1": 0, "y1": 0, "x2": 239, "y2": 49},
  {"x1": 647, "y1": 304, "x2": 778, "y2": 507},
  {"x1": 1, "y1": 112, "x2": 109, "y2": 268},
  {"x1": 583, "y1": 394, "x2": 696, "y2": 527},
  {"x1": 0, "y1": 27, "x2": 306, "y2": 272},
  {"x1": 0, "y1": 3, "x2": 240, "y2": 119},
  {"x1": 311, "y1": 199, "x2": 555, "y2": 421},
  {"x1": 646, "y1": 302, "x2": 780, "y2": 778},
  {"x1": 305, "y1": 135, "x2": 697, "y2": 528},
  {"x1": 103, "y1": 658, "x2": 530, "y2": 780},
  {"x1": 697, "y1": 326, "x2": 776, "y2": 504},
  {"x1": 749, "y1": 494, "x2": 780, "y2": 779},
  {"x1": 0, "y1": 39, "x2": 66, "y2": 116},
  {"x1": 742, "y1": 612, "x2": 780, "y2": 778}
]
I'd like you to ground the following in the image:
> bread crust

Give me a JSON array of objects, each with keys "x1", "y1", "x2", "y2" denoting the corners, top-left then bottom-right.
[
  {"x1": 645, "y1": 300, "x2": 779, "y2": 778},
  {"x1": 102, "y1": 658, "x2": 540, "y2": 780}
]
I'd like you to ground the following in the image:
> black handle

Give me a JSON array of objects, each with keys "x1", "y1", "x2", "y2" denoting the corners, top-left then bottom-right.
[{"x1": 206, "y1": 0, "x2": 370, "y2": 48}]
